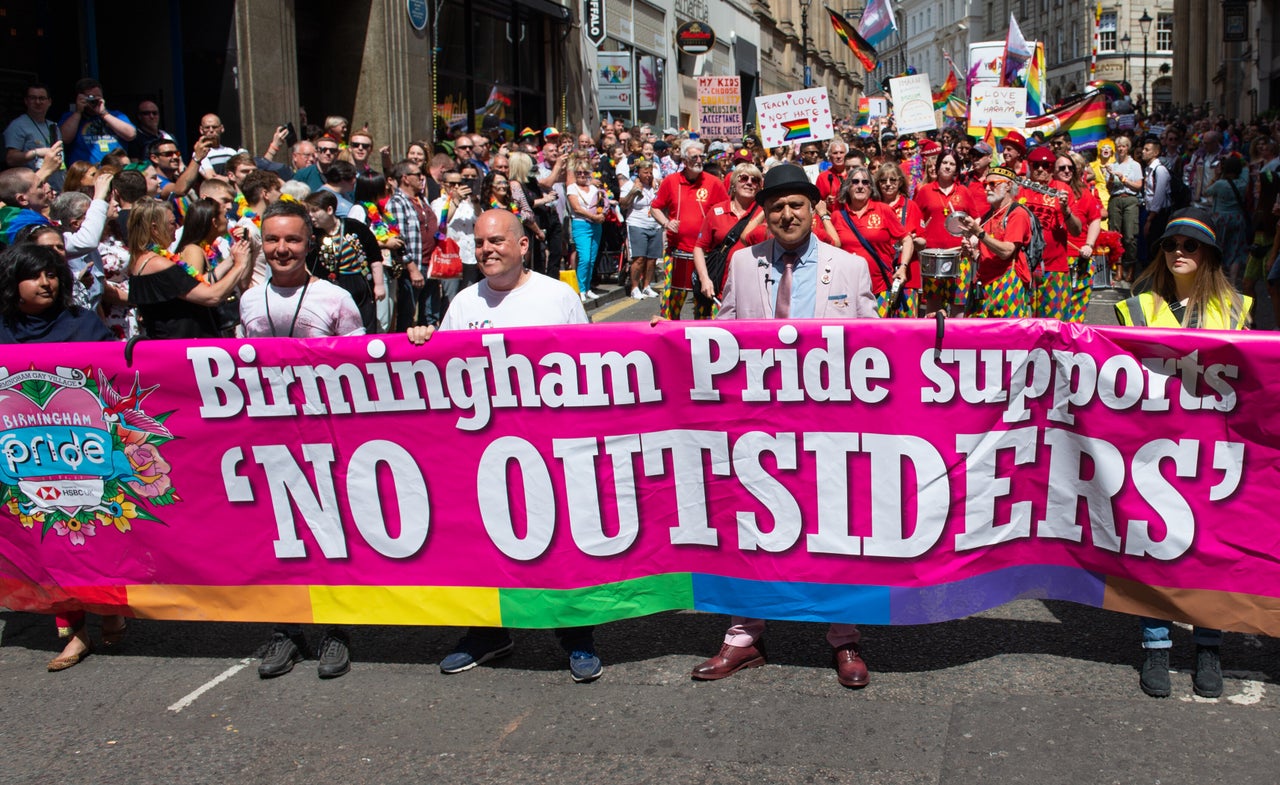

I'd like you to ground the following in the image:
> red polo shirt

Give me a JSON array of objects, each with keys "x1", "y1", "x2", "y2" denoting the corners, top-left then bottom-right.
[
  {"x1": 831, "y1": 201, "x2": 911, "y2": 293},
  {"x1": 914, "y1": 181, "x2": 980, "y2": 250},
  {"x1": 651, "y1": 170, "x2": 729, "y2": 253},
  {"x1": 1021, "y1": 180, "x2": 1074, "y2": 273}
]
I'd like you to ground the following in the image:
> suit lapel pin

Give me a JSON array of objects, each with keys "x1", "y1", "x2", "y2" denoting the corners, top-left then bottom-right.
[{"x1": 820, "y1": 266, "x2": 832, "y2": 285}]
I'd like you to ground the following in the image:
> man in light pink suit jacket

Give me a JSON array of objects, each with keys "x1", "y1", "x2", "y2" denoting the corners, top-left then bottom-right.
[{"x1": 693, "y1": 163, "x2": 879, "y2": 689}]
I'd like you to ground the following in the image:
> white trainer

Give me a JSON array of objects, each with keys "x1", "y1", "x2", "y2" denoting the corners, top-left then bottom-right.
[
  {"x1": 642, "y1": 287, "x2": 659, "y2": 298},
  {"x1": 585, "y1": 289, "x2": 601, "y2": 300},
  {"x1": 631, "y1": 288, "x2": 645, "y2": 300}
]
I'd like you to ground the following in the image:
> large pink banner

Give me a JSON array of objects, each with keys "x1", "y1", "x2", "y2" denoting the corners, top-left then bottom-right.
[{"x1": 1, "y1": 319, "x2": 1277, "y2": 632}]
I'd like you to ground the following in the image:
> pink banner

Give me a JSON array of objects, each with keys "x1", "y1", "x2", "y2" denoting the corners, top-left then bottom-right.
[{"x1": 1, "y1": 319, "x2": 1277, "y2": 633}]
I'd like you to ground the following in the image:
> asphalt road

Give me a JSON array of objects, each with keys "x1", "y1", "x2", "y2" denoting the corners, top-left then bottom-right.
[{"x1": 4, "y1": 277, "x2": 1277, "y2": 785}]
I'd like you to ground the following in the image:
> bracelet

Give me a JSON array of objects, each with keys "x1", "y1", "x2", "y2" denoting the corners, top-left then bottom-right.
[{"x1": 820, "y1": 214, "x2": 833, "y2": 221}]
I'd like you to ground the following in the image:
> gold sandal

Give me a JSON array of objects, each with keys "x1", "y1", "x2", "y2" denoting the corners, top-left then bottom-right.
[{"x1": 47, "y1": 629, "x2": 92, "y2": 672}]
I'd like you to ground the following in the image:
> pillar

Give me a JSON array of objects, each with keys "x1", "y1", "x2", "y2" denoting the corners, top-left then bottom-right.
[{"x1": 234, "y1": 0, "x2": 300, "y2": 156}]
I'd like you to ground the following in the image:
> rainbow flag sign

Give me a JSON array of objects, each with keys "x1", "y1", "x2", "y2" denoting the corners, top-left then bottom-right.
[
  {"x1": 754, "y1": 87, "x2": 835, "y2": 148},
  {"x1": 781, "y1": 118, "x2": 813, "y2": 140}
]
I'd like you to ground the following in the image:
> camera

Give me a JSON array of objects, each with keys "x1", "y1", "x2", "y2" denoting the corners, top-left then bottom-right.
[{"x1": 84, "y1": 95, "x2": 102, "y2": 106}]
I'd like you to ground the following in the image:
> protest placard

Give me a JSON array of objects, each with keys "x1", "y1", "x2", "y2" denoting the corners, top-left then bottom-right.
[
  {"x1": 889, "y1": 73, "x2": 937, "y2": 134},
  {"x1": 697, "y1": 76, "x2": 743, "y2": 139},
  {"x1": 754, "y1": 87, "x2": 835, "y2": 148},
  {"x1": 970, "y1": 84, "x2": 1029, "y2": 128}
]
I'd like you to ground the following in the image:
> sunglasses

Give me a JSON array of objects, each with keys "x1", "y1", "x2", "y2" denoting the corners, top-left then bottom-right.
[
  {"x1": 983, "y1": 181, "x2": 1007, "y2": 190},
  {"x1": 1031, "y1": 161, "x2": 1053, "y2": 169},
  {"x1": 1161, "y1": 237, "x2": 1202, "y2": 254},
  {"x1": 444, "y1": 180, "x2": 463, "y2": 186},
  {"x1": 736, "y1": 175, "x2": 762, "y2": 184},
  {"x1": 848, "y1": 178, "x2": 872, "y2": 185},
  {"x1": 1056, "y1": 164, "x2": 1076, "y2": 172},
  {"x1": 350, "y1": 142, "x2": 372, "y2": 150},
  {"x1": 317, "y1": 146, "x2": 339, "y2": 154}
]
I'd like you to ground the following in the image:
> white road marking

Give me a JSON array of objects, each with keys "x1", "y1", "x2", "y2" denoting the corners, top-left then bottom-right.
[{"x1": 167, "y1": 658, "x2": 254, "y2": 713}]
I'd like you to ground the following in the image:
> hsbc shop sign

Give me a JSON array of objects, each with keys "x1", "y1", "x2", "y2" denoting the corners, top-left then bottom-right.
[{"x1": 583, "y1": 0, "x2": 607, "y2": 47}]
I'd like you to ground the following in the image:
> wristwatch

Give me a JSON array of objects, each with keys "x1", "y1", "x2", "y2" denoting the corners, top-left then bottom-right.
[{"x1": 976, "y1": 230, "x2": 987, "y2": 242}]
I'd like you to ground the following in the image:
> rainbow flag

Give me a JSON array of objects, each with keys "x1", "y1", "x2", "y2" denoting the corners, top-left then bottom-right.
[
  {"x1": 782, "y1": 118, "x2": 813, "y2": 140},
  {"x1": 1025, "y1": 43, "x2": 1046, "y2": 115},
  {"x1": 932, "y1": 71, "x2": 958, "y2": 110},
  {"x1": 826, "y1": 6, "x2": 878, "y2": 71},
  {"x1": 856, "y1": 96, "x2": 871, "y2": 125},
  {"x1": 1027, "y1": 94, "x2": 1107, "y2": 150}
]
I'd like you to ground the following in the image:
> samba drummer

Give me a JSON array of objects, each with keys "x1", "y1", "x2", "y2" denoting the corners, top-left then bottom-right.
[
  {"x1": 1023, "y1": 147, "x2": 1083, "y2": 320},
  {"x1": 650, "y1": 140, "x2": 730, "y2": 320},
  {"x1": 954, "y1": 166, "x2": 1033, "y2": 318},
  {"x1": 914, "y1": 149, "x2": 980, "y2": 316},
  {"x1": 1061, "y1": 151, "x2": 1103, "y2": 323}
]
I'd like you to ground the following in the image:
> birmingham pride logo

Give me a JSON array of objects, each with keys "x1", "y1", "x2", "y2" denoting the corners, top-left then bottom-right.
[{"x1": 0, "y1": 366, "x2": 182, "y2": 546}]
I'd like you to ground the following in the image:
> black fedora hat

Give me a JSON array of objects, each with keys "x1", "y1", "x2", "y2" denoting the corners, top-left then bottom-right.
[{"x1": 755, "y1": 163, "x2": 820, "y2": 206}]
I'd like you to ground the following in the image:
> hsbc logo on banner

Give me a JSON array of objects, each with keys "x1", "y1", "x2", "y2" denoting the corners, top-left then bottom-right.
[
  {"x1": 36, "y1": 486, "x2": 61, "y2": 501},
  {"x1": 583, "y1": 0, "x2": 606, "y2": 47}
]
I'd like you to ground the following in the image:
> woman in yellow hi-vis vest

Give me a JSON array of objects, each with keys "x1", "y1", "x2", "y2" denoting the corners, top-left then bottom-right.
[{"x1": 1115, "y1": 207, "x2": 1250, "y2": 699}]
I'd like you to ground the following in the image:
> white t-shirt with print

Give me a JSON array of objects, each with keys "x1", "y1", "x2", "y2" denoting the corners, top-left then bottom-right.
[{"x1": 440, "y1": 271, "x2": 588, "y2": 331}]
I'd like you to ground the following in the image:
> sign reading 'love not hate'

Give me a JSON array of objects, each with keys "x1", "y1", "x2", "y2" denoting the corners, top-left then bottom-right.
[{"x1": 754, "y1": 88, "x2": 835, "y2": 148}]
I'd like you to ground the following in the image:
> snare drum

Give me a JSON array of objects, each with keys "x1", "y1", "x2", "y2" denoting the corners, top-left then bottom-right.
[
  {"x1": 919, "y1": 248, "x2": 961, "y2": 279},
  {"x1": 670, "y1": 250, "x2": 695, "y2": 291},
  {"x1": 1090, "y1": 254, "x2": 1111, "y2": 289}
]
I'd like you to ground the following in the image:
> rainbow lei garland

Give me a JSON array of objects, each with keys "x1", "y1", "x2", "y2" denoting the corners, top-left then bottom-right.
[
  {"x1": 148, "y1": 245, "x2": 207, "y2": 283},
  {"x1": 234, "y1": 193, "x2": 261, "y2": 227},
  {"x1": 489, "y1": 198, "x2": 520, "y2": 215},
  {"x1": 364, "y1": 199, "x2": 401, "y2": 244}
]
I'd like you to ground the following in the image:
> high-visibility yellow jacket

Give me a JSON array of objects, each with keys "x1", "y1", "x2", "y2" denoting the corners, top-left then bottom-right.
[{"x1": 1114, "y1": 292, "x2": 1250, "y2": 330}]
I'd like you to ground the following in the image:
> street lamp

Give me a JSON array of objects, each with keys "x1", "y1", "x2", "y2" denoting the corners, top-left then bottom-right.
[
  {"x1": 1139, "y1": 9, "x2": 1152, "y2": 110},
  {"x1": 800, "y1": 0, "x2": 813, "y2": 88},
  {"x1": 1120, "y1": 31, "x2": 1131, "y2": 86}
]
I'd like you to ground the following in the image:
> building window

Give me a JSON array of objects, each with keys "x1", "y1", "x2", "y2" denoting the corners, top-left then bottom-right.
[
  {"x1": 1057, "y1": 28, "x2": 1064, "y2": 62},
  {"x1": 926, "y1": 8, "x2": 931, "y2": 29},
  {"x1": 1072, "y1": 22, "x2": 1078, "y2": 58},
  {"x1": 1098, "y1": 11, "x2": 1116, "y2": 53},
  {"x1": 1157, "y1": 13, "x2": 1172, "y2": 52}
]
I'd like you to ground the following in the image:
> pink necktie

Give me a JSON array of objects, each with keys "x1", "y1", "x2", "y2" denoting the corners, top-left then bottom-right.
[{"x1": 775, "y1": 252, "x2": 796, "y2": 319}]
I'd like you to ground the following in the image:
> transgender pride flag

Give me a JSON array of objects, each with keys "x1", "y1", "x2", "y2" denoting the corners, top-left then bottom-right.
[{"x1": 857, "y1": 0, "x2": 898, "y2": 48}]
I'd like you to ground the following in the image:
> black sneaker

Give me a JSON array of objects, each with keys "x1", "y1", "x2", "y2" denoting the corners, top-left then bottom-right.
[
  {"x1": 258, "y1": 631, "x2": 304, "y2": 678},
  {"x1": 317, "y1": 629, "x2": 351, "y2": 679},
  {"x1": 1139, "y1": 648, "x2": 1171, "y2": 698},
  {"x1": 1193, "y1": 645, "x2": 1223, "y2": 698}
]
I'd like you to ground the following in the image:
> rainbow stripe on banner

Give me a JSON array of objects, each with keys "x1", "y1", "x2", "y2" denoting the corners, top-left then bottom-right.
[
  {"x1": 9, "y1": 568, "x2": 1280, "y2": 632},
  {"x1": 782, "y1": 118, "x2": 813, "y2": 140}
]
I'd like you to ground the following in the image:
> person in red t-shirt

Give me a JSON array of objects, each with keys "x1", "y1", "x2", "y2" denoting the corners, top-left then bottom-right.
[
  {"x1": 694, "y1": 163, "x2": 768, "y2": 311},
  {"x1": 1023, "y1": 146, "x2": 1083, "y2": 319},
  {"x1": 963, "y1": 141, "x2": 994, "y2": 207},
  {"x1": 955, "y1": 165, "x2": 1032, "y2": 317},
  {"x1": 871, "y1": 162, "x2": 926, "y2": 316},
  {"x1": 914, "y1": 150, "x2": 979, "y2": 316},
  {"x1": 1062, "y1": 152, "x2": 1103, "y2": 322},
  {"x1": 816, "y1": 138, "x2": 852, "y2": 212},
  {"x1": 830, "y1": 164, "x2": 913, "y2": 316},
  {"x1": 650, "y1": 139, "x2": 729, "y2": 319}
]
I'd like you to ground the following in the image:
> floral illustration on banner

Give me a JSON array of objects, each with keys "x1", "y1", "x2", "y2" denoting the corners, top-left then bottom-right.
[{"x1": 0, "y1": 366, "x2": 181, "y2": 547}]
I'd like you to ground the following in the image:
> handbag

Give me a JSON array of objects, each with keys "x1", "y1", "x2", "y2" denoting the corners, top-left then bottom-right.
[
  {"x1": 693, "y1": 207, "x2": 757, "y2": 298},
  {"x1": 426, "y1": 236, "x2": 463, "y2": 279}
]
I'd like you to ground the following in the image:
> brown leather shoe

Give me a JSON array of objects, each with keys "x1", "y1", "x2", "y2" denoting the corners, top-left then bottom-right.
[
  {"x1": 691, "y1": 642, "x2": 766, "y2": 680},
  {"x1": 833, "y1": 643, "x2": 869, "y2": 688}
]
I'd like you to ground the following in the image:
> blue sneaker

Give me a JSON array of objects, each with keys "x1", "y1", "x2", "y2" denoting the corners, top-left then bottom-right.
[
  {"x1": 439, "y1": 633, "x2": 514, "y2": 674},
  {"x1": 569, "y1": 649, "x2": 603, "y2": 683}
]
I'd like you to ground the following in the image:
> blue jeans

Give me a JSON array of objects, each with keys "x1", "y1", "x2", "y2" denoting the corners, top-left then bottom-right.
[
  {"x1": 572, "y1": 218, "x2": 602, "y2": 292},
  {"x1": 1140, "y1": 617, "x2": 1223, "y2": 649}
]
